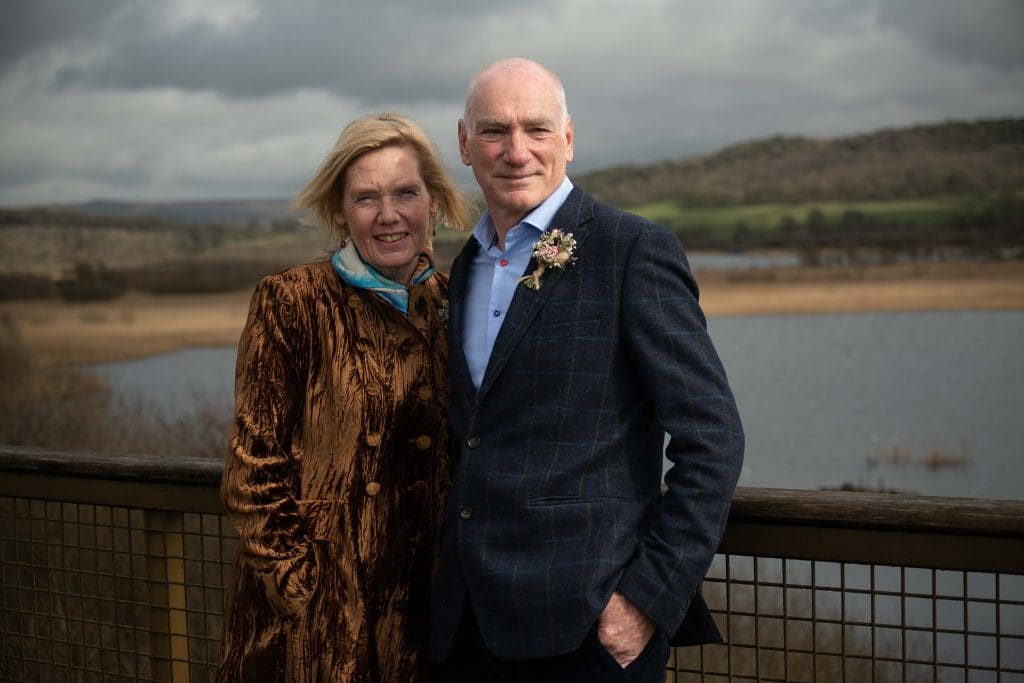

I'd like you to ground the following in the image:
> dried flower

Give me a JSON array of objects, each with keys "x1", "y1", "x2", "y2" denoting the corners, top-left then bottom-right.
[{"x1": 518, "y1": 228, "x2": 577, "y2": 290}]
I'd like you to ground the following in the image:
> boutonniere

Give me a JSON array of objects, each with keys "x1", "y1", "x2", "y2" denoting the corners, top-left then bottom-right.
[{"x1": 518, "y1": 228, "x2": 577, "y2": 290}]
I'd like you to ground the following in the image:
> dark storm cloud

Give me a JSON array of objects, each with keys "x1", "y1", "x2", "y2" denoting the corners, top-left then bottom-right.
[
  {"x1": 878, "y1": 0, "x2": 1024, "y2": 72},
  {"x1": 0, "y1": 0, "x2": 127, "y2": 70},
  {"x1": 1, "y1": 0, "x2": 1022, "y2": 204},
  {"x1": 19, "y1": 0, "x2": 548, "y2": 105}
]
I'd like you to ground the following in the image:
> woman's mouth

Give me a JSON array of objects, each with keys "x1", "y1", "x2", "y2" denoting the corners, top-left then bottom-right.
[{"x1": 376, "y1": 233, "x2": 407, "y2": 243}]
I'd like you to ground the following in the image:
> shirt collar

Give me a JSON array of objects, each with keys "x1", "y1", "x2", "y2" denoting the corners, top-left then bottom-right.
[{"x1": 472, "y1": 176, "x2": 574, "y2": 250}]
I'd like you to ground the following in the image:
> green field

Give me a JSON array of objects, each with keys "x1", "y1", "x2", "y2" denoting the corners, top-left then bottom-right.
[
  {"x1": 629, "y1": 197, "x2": 962, "y2": 235},
  {"x1": 431, "y1": 190, "x2": 1022, "y2": 254}
]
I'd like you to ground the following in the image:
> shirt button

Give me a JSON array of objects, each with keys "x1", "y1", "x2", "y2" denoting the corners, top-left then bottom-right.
[
  {"x1": 460, "y1": 506, "x2": 473, "y2": 520},
  {"x1": 466, "y1": 436, "x2": 480, "y2": 448},
  {"x1": 499, "y1": 258, "x2": 508, "y2": 267},
  {"x1": 365, "y1": 482, "x2": 381, "y2": 496},
  {"x1": 492, "y1": 310, "x2": 500, "y2": 317},
  {"x1": 416, "y1": 435, "x2": 432, "y2": 450},
  {"x1": 417, "y1": 386, "x2": 433, "y2": 401}
]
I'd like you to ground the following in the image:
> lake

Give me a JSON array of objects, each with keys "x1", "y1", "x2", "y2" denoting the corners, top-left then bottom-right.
[{"x1": 89, "y1": 310, "x2": 1024, "y2": 501}]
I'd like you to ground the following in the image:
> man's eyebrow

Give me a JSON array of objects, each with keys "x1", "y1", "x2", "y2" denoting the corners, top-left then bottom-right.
[{"x1": 473, "y1": 117, "x2": 507, "y2": 129}]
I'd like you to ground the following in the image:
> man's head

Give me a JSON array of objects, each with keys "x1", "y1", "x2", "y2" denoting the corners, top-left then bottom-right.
[{"x1": 459, "y1": 58, "x2": 574, "y2": 234}]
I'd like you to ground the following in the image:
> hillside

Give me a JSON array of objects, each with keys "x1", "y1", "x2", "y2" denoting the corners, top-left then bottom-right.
[
  {"x1": 62, "y1": 198, "x2": 298, "y2": 224},
  {"x1": 574, "y1": 118, "x2": 1024, "y2": 208},
  {"x1": 2, "y1": 117, "x2": 1021, "y2": 299}
]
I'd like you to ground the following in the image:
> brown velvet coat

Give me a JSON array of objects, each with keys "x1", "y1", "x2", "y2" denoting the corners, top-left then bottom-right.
[{"x1": 217, "y1": 258, "x2": 451, "y2": 682}]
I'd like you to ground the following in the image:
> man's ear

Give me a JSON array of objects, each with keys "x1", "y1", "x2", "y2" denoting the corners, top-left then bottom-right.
[
  {"x1": 458, "y1": 119, "x2": 472, "y2": 166},
  {"x1": 564, "y1": 116, "x2": 574, "y2": 164}
]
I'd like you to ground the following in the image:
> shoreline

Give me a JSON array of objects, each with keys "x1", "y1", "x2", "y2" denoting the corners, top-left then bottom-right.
[{"x1": 4, "y1": 260, "x2": 1023, "y2": 366}]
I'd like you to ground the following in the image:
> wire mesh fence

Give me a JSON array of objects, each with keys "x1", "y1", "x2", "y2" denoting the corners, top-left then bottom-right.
[{"x1": 1, "y1": 446, "x2": 1022, "y2": 682}]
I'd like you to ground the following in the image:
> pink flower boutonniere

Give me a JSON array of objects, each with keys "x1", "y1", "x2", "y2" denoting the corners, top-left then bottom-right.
[{"x1": 518, "y1": 228, "x2": 577, "y2": 290}]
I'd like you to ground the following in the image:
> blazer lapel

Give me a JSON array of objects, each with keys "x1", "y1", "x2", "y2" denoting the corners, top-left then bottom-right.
[
  {"x1": 447, "y1": 237, "x2": 479, "y2": 411},
  {"x1": 476, "y1": 187, "x2": 595, "y2": 402}
]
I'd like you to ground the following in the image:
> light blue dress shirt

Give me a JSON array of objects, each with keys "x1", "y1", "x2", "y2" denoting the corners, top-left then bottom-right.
[{"x1": 463, "y1": 176, "x2": 574, "y2": 388}]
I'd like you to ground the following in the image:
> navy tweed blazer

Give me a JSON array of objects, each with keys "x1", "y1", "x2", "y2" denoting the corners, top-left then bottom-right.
[{"x1": 430, "y1": 187, "x2": 744, "y2": 661}]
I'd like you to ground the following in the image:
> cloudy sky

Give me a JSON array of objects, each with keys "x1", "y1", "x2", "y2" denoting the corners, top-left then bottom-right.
[{"x1": 1, "y1": 0, "x2": 1022, "y2": 206}]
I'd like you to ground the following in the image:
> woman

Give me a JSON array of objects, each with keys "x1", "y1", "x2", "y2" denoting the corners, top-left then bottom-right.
[{"x1": 217, "y1": 113, "x2": 469, "y2": 682}]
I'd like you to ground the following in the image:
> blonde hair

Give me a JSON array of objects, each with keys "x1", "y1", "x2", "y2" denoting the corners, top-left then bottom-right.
[{"x1": 293, "y1": 112, "x2": 470, "y2": 240}]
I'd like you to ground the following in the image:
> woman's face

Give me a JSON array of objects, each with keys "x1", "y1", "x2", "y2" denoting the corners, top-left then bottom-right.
[{"x1": 335, "y1": 145, "x2": 435, "y2": 284}]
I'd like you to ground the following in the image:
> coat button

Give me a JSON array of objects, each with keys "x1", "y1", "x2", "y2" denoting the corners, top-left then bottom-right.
[
  {"x1": 466, "y1": 436, "x2": 480, "y2": 449},
  {"x1": 417, "y1": 386, "x2": 433, "y2": 401},
  {"x1": 416, "y1": 435, "x2": 432, "y2": 450},
  {"x1": 364, "y1": 432, "x2": 381, "y2": 447},
  {"x1": 459, "y1": 506, "x2": 473, "y2": 520},
  {"x1": 365, "y1": 482, "x2": 381, "y2": 496}
]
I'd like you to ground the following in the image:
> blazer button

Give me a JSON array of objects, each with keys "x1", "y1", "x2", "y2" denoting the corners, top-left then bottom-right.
[
  {"x1": 459, "y1": 506, "x2": 473, "y2": 520},
  {"x1": 415, "y1": 435, "x2": 432, "y2": 450},
  {"x1": 365, "y1": 482, "x2": 381, "y2": 496},
  {"x1": 417, "y1": 386, "x2": 433, "y2": 401},
  {"x1": 364, "y1": 432, "x2": 381, "y2": 447},
  {"x1": 466, "y1": 436, "x2": 480, "y2": 449}
]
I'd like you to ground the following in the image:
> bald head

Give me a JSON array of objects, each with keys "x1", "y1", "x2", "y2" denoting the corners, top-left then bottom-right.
[{"x1": 463, "y1": 58, "x2": 570, "y2": 136}]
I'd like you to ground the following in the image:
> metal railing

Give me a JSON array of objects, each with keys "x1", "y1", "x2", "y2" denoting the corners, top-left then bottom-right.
[{"x1": 1, "y1": 445, "x2": 1022, "y2": 682}]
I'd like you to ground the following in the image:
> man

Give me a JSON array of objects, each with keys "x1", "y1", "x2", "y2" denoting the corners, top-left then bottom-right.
[{"x1": 431, "y1": 58, "x2": 744, "y2": 681}]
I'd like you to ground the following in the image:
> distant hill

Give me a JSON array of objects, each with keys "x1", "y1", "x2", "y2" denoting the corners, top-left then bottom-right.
[
  {"x1": 574, "y1": 118, "x2": 1024, "y2": 208},
  {"x1": 26, "y1": 118, "x2": 1024, "y2": 222},
  {"x1": 58, "y1": 197, "x2": 298, "y2": 224}
]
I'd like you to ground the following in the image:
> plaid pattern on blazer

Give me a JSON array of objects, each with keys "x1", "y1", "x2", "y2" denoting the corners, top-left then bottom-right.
[{"x1": 430, "y1": 187, "x2": 744, "y2": 661}]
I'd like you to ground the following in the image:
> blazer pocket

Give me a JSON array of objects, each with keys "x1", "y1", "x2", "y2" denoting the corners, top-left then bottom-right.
[
  {"x1": 528, "y1": 495, "x2": 626, "y2": 507},
  {"x1": 530, "y1": 317, "x2": 605, "y2": 341}
]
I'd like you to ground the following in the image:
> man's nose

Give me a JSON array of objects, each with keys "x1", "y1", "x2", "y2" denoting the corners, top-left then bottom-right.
[{"x1": 502, "y1": 130, "x2": 531, "y2": 165}]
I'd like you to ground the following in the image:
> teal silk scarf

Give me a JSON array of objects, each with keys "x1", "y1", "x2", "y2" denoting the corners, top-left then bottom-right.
[{"x1": 330, "y1": 241, "x2": 434, "y2": 315}]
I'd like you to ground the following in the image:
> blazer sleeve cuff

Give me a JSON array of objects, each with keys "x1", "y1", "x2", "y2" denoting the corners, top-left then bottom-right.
[{"x1": 615, "y1": 563, "x2": 693, "y2": 638}]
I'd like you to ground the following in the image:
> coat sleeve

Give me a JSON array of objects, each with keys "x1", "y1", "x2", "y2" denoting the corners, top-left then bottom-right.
[
  {"x1": 221, "y1": 274, "x2": 317, "y2": 617},
  {"x1": 613, "y1": 223, "x2": 745, "y2": 636}
]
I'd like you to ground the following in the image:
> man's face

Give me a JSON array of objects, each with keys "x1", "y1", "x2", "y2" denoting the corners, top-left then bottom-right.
[{"x1": 459, "y1": 66, "x2": 573, "y2": 233}]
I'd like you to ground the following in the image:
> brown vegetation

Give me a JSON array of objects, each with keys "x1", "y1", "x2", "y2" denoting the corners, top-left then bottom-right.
[
  {"x1": 575, "y1": 118, "x2": 1024, "y2": 207},
  {"x1": 697, "y1": 258, "x2": 1024, "y2": 316},
  {"x1": 0, "y1": 314, "x2": 230, "y2": 459},
  {"x1": 1, "y1": 258, "x2": 1021, "y2": 368}
]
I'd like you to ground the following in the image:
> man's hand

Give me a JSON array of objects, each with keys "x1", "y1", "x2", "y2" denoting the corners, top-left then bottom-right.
[{"x1": 597, "y1": 591, "x2": 656, "y2": 668}]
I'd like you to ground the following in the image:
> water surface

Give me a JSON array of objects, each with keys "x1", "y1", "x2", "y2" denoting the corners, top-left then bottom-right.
[{"x1": 90, "y1": 311, "x2": 1024, "y2": 500}]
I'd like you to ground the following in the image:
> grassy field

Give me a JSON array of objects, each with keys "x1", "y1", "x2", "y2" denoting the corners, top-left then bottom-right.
[{"x1": 629, "y1": 196, "x2": 968, "y2": 236}]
